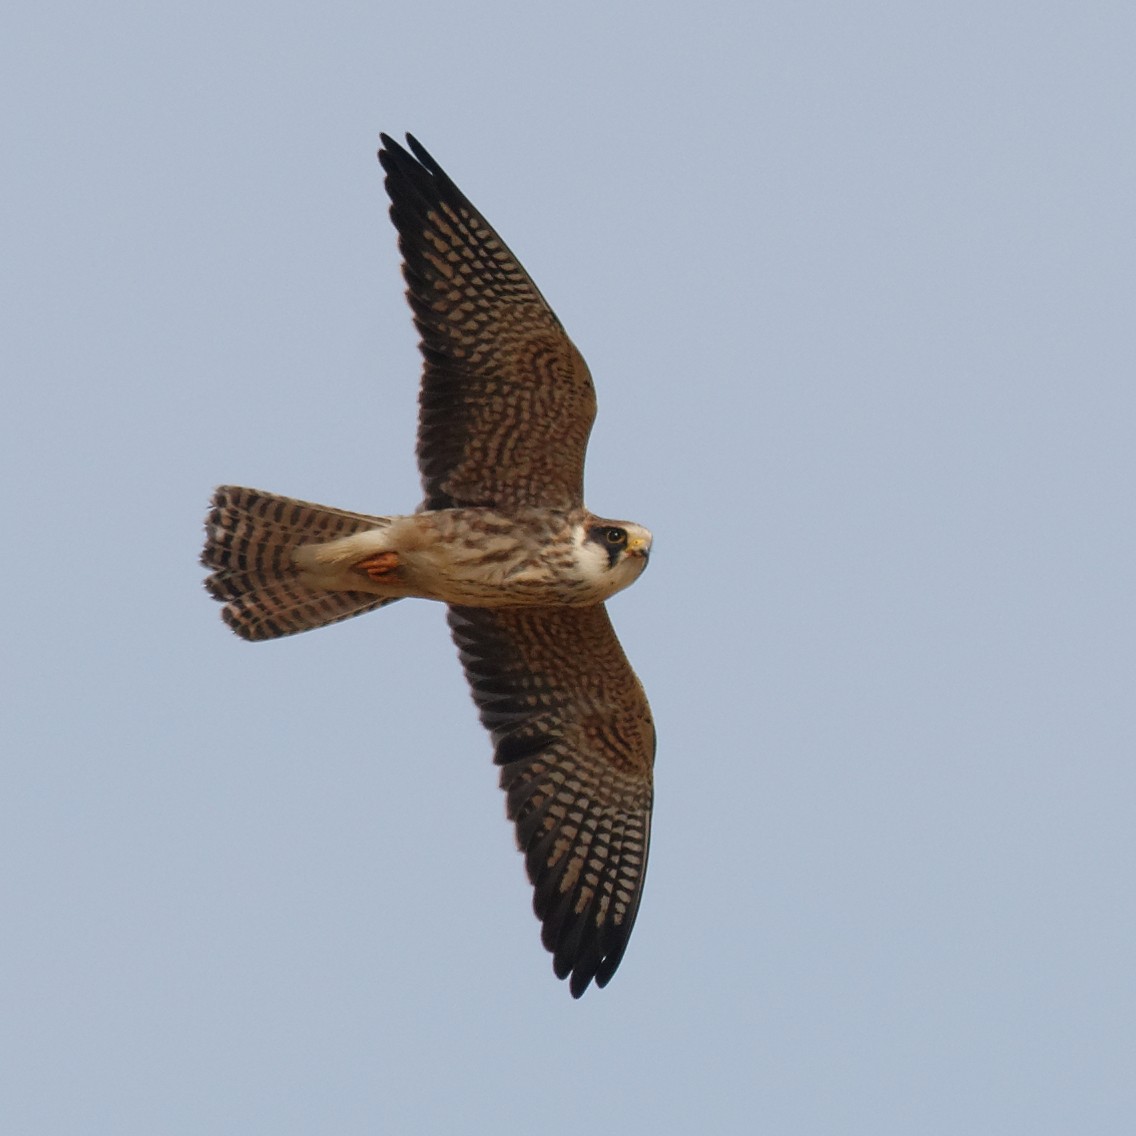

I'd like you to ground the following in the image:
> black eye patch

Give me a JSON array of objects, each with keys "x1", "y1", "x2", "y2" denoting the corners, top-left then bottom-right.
[{"x1": 588, "y1": 525, "x2": 627, "y2": 568}]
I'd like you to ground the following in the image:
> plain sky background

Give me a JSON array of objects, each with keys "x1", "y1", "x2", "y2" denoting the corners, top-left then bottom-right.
[{"x1": 3, "y1": 2, "x2": 1133, "y2": 1132}]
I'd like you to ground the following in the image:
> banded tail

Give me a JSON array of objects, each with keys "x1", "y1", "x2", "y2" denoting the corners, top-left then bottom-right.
[{"x1": 202, "y1": 486, "x2": 398, "y2": 641}]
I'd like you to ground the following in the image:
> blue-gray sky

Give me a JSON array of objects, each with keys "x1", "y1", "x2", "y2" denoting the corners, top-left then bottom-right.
[{"x1": 3, "y1": 2, "x2": 1133, "y2": 1132}]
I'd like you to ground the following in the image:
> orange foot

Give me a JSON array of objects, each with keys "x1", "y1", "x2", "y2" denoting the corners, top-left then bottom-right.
[{"x1": 354, "y1": 551, "x2": 400, "y2": 583}]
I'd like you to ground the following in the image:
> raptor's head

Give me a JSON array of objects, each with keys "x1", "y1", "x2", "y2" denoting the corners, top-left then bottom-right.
[{"x1": 576, "y1": 518, "x2": 652, "y2": 599}]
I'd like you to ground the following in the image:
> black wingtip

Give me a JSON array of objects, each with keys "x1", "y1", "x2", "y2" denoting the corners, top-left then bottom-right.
[
  {"x1": 377, "y1": 132, "x2": 410, "y2": 168},
  {"x1": 377, "y1": 132, "x2": 453, "y2": 187},
  {"x1": 377, "y1": 132, "x2": 430, "y2": 165},
  {"x1": 404, "y1": 133, "x2": 441, "y2": 173}
]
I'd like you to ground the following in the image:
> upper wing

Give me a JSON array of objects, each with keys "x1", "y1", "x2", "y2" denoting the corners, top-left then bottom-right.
[
  {"x1": 447, "y1": 604, "x2": 655, "y2": 997},
  {"x1": 379, "y1": 134, "x2": 597, "y2": 512}
]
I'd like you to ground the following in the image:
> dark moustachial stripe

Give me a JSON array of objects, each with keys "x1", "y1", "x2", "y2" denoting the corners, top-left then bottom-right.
[{"x1": 203, "y1": 136, "x2": 657, "y2": 998}]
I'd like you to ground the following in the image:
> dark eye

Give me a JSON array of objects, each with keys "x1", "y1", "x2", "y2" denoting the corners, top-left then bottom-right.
[{"x1": 605, "y1": 527, "x2": 627, "y2": 546}]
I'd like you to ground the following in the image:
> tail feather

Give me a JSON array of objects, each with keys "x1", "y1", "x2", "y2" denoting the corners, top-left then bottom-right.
[{"x1": 202, "y1": 485, "x2": 397, "y2": 641}]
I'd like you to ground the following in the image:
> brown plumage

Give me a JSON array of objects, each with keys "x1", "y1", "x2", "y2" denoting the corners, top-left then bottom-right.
[
  {"x1": 203, "y1": 486, "x2": 396, "y2": 639},
  {"x1": 381, "y1": 135, "x2": 598, "y2": 512},
  {"x1": 202, "y1": 134, "x2": 655, "y2": 997},
  {"x1": 449, "y1": 605, "x2": 653, "y2": 994}
]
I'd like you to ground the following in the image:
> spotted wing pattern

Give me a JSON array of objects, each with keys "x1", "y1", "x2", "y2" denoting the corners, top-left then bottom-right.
[
  {"x1": 447, "y1": 604, "x2": 655, "y2": 996},
  {"x1": 379, "y1": 134, "x2": 597, "y2": 513}
]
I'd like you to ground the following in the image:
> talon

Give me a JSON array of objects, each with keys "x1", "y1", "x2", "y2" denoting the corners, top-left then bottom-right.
[{"x1": 355, "y1": 551, "x2": 400, "y2": 583}]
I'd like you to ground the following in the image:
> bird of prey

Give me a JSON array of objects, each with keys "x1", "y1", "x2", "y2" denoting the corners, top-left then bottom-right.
[{"x1": 202, "y1": 134, "x2": 655, "y2": 997}]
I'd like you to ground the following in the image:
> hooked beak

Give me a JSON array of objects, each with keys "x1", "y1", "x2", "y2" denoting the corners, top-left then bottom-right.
[{"x1": 625, "y1": 537, "x2": 650, "y2": 561}]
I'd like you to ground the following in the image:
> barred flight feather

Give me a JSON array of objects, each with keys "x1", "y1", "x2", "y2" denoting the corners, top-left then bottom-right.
[
  {"x1": 447, "y1": 603, "x2": 654, "y2": 997},
  {"x1": 202, "y1": 486, "x2": 397, "y2": 641},
  {"x1": 203, "y1": 135, "x2": 657, "y2": 998}
]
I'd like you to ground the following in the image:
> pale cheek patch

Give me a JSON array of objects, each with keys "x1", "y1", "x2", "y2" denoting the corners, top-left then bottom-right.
[{"x1": 572, "y1": 534, "x2": 612, "y2": 585}]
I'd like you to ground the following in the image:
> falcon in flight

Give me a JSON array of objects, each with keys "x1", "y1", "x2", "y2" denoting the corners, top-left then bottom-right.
[{"x1": 202, "y1": 134, "x2": 655, "y2": 996}]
